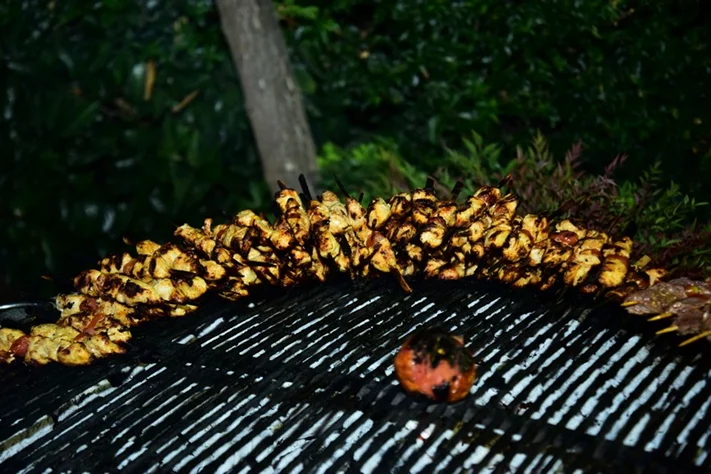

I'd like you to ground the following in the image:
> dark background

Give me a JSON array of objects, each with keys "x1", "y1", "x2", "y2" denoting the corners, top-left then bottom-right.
[{"x1": 1, "y1": 0, "x2": 710, "y2": 301}]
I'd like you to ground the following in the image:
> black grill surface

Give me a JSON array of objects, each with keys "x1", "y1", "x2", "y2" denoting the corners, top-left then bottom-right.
[{"x1": 1, "y1": 278, "x2": 710, "y2": 473}]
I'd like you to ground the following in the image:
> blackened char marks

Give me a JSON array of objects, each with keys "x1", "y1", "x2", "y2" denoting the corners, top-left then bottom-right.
[
  {"x1": 79, "y1": 297, "x2": 99, "y2": 313},
  {"x1": 406, "y1": 327, "x2": 474, "y2": 372},
  {"x1": 123, "y1": 281, "x2": 143, "y2": 297},
  {"x1": 431, "y1": 382, "x2": 451, "y2": 402}
]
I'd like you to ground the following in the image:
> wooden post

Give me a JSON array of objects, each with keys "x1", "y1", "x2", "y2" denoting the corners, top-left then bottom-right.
[{"x1": 216, "y1": 0, "x2": 320, "y2": 195}]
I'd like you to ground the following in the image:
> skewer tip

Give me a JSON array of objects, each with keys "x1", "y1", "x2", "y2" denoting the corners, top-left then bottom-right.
[
  {"x1": 656, "y1": 325, "x2": 679, "y2": 335},
  {"x1": 392, "y1": 267, "x2": 412, "y2": 294},
  {"x1": 333, "y1": 175, "x2": 351, "y2": 199},
  {"x1": 632, "y1": 255, "x2": 651, "y2": 270},
  {"x1": 678, "y1": 331, "x2": 711, "y2": 347},
  {"x1": 298, "y1": 173, "x2": 312, "y2": 202},
  {"x1": 450, "y1": 180, "x2": 464, "y2": 200},
  {"x1": 648, "y1": 312, "x2": 674, "y2": 322},
  {"x1": 498, "y1": 174, "x2": 513, "y2": 190}
]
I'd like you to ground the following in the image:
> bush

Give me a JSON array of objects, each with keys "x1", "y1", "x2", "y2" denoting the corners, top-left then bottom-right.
[
  {"x1": 283, "y1": 0, "x2": 711, "y2": 195},
  {"x1": 0, "y1": 1, "x2": 266, "y2": 299}
]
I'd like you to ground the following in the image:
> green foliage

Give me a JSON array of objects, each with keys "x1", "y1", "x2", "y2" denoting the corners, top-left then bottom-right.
[
  {"x1": 0, "y1": 0, "x2": 268, "y2": 299},
  {"x1": 281, "y1": 0, "x2": 711, "y2": 196},
  {"x1": 318, "y1": 140, "x2": 401, "y2": 203}
]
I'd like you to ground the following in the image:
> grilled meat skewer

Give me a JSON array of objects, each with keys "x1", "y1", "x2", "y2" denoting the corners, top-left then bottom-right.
[{"x1": 1, "y1": 177, "x2": 706, "y2": 370}]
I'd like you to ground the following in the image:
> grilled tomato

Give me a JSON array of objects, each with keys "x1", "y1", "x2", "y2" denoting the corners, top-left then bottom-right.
[{"x1": 393, "y1": 327, "x2": 476, "y2": 403}]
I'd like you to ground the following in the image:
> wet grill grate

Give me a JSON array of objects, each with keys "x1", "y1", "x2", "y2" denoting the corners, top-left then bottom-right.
[{"x1": 1, "y1": 278, "x2": 710, "y2": 473}]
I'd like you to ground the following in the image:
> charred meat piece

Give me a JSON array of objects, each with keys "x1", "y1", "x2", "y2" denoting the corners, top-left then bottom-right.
[
  {"x1": 622, "y1": 281, "x2": 690, "y2": 315},
  {"x1": 622, "y1": 278, "x2": 710, "y2": 315},
  {"x1": 75, "y1": 269, "x2": 208, "y2": 306},
  {"x1": 366, "y1": 197, "x2": 392, "y2": 230},
  {"x1": 0, "y1": 324, "x2": 126, "y2": 366},
  {"x1": 308, "y1": 197, "x2": 351, "y2": 273},
  {"x1": 175, "y1": 221, "x2": 218, "y2": 257},
  {"x1": 598, "y1": 237, "x2": 633, "y2": 288},
  {"x1": 418, "y1": 200, "x2": 458, "y2": 250},
  {"x1": 673, "y1": 302, "x2": 711, "y2": 336},
  {"x1": 454, "y1": 186, "x2": 500, "y2": 227},
  {"x1": 563, "y1": 230, "x2": 608, "y2": 287},
  {"x1": 0, "y1": 328, "x2": 28, "y2": 364},
  {"x1": 394, "y1": 327, "x2": 477, "y2": 403}
]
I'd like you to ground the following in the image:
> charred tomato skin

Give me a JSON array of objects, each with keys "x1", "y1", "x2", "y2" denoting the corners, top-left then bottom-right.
[{"x1": 394, "y1": 327, "x2": 476, "y2": 403}]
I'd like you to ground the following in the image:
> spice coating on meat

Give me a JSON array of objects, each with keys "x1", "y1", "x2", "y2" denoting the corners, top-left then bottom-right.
[
  {"x1": 623, "y1": 278, "x2": 711, "y2": 344},
  {"x1": 393, "y1": 328, "x2": 477, "y2": 403},
  {"x1": 3, "y1": 175, "x2": 709, "y2": 368}
]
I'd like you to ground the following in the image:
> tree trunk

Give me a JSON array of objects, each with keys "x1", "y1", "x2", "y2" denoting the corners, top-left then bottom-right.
[{"x1": 216, "y1": 0, "x2": 320, "y2": 195}]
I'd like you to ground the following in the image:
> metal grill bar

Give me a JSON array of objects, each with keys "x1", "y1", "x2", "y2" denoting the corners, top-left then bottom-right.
[
  {"x1": 429, "y1": 313, "x2": 600, "y2": 471},
  {"x1": 11, "y1": 283, "x2": 350, "y2": 469},
  {"x1": 283, "y1": 291, "x2": 515, "y2": 473},
  {"x1": 145, "y1": 286, "x2": 440, "y2": 470},
  {"x1": 2, "y1": 278, "x2": 711, "y2": 473},
  {"x1": 219, "y1": 289, "x2": 485, "y2": 472},
  {"x1": 158, "y1": 287, "x2": 445, "y2": 471},
  {"x1": 335, "y1": 299, "x2": 554, "y2": 473}
]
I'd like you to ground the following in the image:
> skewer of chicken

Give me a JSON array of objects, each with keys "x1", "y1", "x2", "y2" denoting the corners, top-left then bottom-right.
[{"x1": 3, "y1": 176, "x2": 711, "y2": 369}]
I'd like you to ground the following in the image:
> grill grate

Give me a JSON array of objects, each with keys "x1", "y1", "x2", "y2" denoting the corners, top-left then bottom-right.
[{"x1": 1, "y1": 278, "x2": 710, "y2": 473}]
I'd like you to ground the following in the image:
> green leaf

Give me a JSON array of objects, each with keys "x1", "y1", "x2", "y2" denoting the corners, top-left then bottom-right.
[
  {"x1": 293, "y1": 66, "x2": 317, "y2": 95},
  {"x1": 427, "y1": 116, "x2": 439, "y2": 144},
  {"x1": 187, "y1": 130, "x2": 201, "y2": 168},
  {"x1": 61, "y1": 101, "x2": 99, "y2": 136}
]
